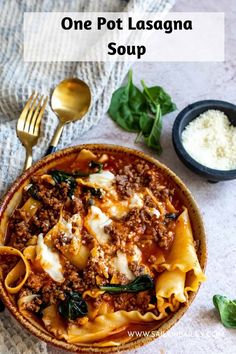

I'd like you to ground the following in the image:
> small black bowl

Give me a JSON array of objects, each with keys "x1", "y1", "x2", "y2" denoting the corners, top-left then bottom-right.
[{"x1": 172, "y1": 100, "x2": 236, "y2": 182}]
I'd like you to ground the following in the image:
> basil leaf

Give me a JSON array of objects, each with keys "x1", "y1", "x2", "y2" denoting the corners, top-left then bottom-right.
[
  {"x1": 108, "y1": 70, "x2": 146, "y2": 132},
  {"x1": 213, "y1": 295, "x2": 236, "y2": 328},
  {"x1": 100, "y1": 275, "x2": 154, "y2": 294},
  {"x1": 58, "y1": 291, "x2": 88, "y2": 320},
  {"x1": 144, "y1": 105, "x2": 162, "y2": 154},
  {"x1": 141, "y1": 80, "x2": 176, "y2": 116}
]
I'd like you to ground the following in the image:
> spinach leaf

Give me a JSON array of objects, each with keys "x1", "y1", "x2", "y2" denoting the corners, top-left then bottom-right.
[
  {"x1": 144, "y1": 105, "x2": 162, "y2": 154},
  {"x1": 85, "y1": 186, "x2": 102, "y2": 199},
  {"x1": 82, "y1": 186, "x2": 103, "y2": 208},
  {"x1": 28, "y1": 184, "x2": 40, "y2": 201},
  {"x1": 213, "y1": 295, "x2": 236, "y2": 328},
  {"x1": 50, "y1": 170, "x2": 77, "y2": 198},
  {"x1": 141, "y1": 80, "x2": 176, "y2": 116},
  {"x1": 108, "y1": 70, "x2": 146, "y2": 132},
  {"x1": 49, "y1": 160, "x2": 105, "y2": 199},
  {"x1": 139, "y1": 112, "x2": 154, "y2": 137},
  {"x1": 58, "y1": 291, "x2": 88, "y2": 320},
  {"x1": 107, "y1": 70, "x2": 176, "y2": 154},
  {"x1": 165, "y1": 213, "x2": 178, "y2": 220},
  {"x1": 100, "y1": 275, "x2": 154, "y2": 294},
  {"x1": 88, "y1": 161, "x2": 103, "y2": 173},
  {"x1": 37, "y1": 302, "x2": 48, "y2": 318}
]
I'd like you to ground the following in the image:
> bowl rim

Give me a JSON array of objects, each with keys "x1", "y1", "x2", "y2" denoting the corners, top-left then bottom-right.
[
  {"x1": 0, "y1": 143, "x2": 207, "y2": 353},
  {"x1": 172, "y1": 99, "x2": 236, "y2": 180}
]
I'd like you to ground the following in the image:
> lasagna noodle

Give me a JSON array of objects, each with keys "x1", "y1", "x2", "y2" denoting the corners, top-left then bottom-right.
[
  {"x1": 18, "y1": 295, "x2": 50, "y2": 335},
  {"x1": 21, "y1": 197, "x2": 41, "y2": 221},
  {"x1": 0, "y1": 246, "x2": 30, "y2": 294},
  {"x1": 83, "y1": 289, "x2": 105, "y2": 299},
  {"x1": 67, "y1": 310, "x2": 164, "y2": 344},
  {"x1": 155, "y1": 208, "x2": 206, "y2": 313},
  {"x1": 87, "y1": 301, "x2": 113, "y2": 321},
  {"x1": 42, "y1": 304, "x2": 68, "y2": 339},
  {"x1": 155, "y1": 268, "x2": 185, "y2": 315},
  {"x1": 43, "y1": 212, "x2": 87, "y2": 269},
  {"x1": 71, "y1": 148, "x2": 97, "y2": 169}
]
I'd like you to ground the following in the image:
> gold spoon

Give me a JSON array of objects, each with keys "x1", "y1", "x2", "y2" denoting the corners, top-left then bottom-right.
[{"x1": 45, "y1": 78, "x2": 91, "y2": 155}]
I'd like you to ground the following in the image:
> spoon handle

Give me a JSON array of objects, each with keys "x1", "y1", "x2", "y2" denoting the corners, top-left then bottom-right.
[
  {"x1": 45, "y1": 145, "x2": 57, "y2": 155},
  {"x1": 45, "y1": 122, "x2": 64, "y2": 156}
]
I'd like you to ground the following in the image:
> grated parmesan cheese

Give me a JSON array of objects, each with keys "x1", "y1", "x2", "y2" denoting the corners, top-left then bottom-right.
[{"x1": 182, "y1": 109, "x2": 236, "y2": 170}]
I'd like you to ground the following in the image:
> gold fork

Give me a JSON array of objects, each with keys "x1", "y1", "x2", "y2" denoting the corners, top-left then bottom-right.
[{"x1": 16, "y1": 93, "x2": 48, "y2": 170}]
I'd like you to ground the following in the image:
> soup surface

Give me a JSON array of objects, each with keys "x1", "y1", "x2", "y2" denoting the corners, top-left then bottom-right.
[{"x1": 0, "y1": 149, "x2": 206, "y2": 346}]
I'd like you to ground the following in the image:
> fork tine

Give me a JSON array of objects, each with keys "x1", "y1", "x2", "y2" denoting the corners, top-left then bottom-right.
[
  {"x1": 33, "y1": 96, "x2": 48, "y2": 135},
  {"x1": 24, "y1": 93, "x2": 39, "y2": 132},
  {"x1": 17, "y1": 92, "x2": 35, "y2": 130},
  {"x1": 29, "y1": 95, "x2": 44, "y2": 134}
]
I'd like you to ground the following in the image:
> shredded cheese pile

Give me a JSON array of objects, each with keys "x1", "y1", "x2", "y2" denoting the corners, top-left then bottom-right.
[{"x1": 182, "y1": 109, "x2": 236, "y2": 170}]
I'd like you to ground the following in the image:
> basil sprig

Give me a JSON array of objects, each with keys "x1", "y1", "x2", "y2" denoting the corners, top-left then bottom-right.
[{"x1": 108, "y1": 70, "x2": 176, "y2": 154}]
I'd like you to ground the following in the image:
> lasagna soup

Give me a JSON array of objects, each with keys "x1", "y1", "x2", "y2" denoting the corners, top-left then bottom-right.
[{"x1": 0, "y1": 149, "x2": 206, "y2": 346}]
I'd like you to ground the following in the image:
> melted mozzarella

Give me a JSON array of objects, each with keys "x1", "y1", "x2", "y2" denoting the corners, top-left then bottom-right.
[
  {"x1": 148, "y1": 207, "x2": 160, "y2": 218},
  {"x1": 88, "y1": 171, "x2": 115, "y2": 189},
  {"x1": 36, "y1": 234, "x2": 64, "y2": 283},
  {"x1": 102, "y1": 198, "x2": 129, "y2": 219},
  {"x1": 109, "y1": 203, "x2": 128, "y2": 218},
  {"x1": 129, "y1": 193, "x2": 144, "y2": 209},
  {"x1": 85, "y1": 206, "x2": 111, "y2": 244},
  {"x1": 130, "y1": 245, "x2": 142, "y2": 263},
  {"x1": 102, "y1": 193, "x2": 144, "y2": 219},
  {"x1": 113, "y1": 251, "x2": 134, "y2": 280}
]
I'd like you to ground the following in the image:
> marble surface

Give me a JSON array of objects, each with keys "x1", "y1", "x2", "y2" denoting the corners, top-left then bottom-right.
[{"x1": 49, "y1": 0, "x2": 236, "y2": 353}]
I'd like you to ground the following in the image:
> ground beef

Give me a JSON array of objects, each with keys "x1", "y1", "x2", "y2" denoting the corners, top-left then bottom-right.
[
  {"x1": 90, "y1": 293, "x2": 112, "y2": 309},
  {"x1": 90, "y1": 291, "x2": 153, "y2": 315},
  {"x1": 54, "y1": 231, "x2": 73, "y2": 250},
  {"x1": 113, "y1": 272, "x2": 130, "y2": 285},
  {"x1": 31, "y1": 176, "x2": 69, "y2": 206},
  {"x1": 40, "y1": 282, "x2": 65, "y2": 305},
  {"x1": 8, "y1": 216, "x2": 32, "y2": 250},
  {"x1": 71, "y1": 197, "x2": 84, "y2": 215},
  {"x1": 31, "y1": 207, "x2": 60, "y2": 234},
  {"x1": 83, "y1": 254, "x2": 109, "y2": 288},
  {"x1": 143, "y1": 216, "x2": 174, "y2": 250},
  {"x1": 129, "y1": 261, "x2": 146, "y2": 276},
  {"x1": 26, "y1": 273, "x2": 45, "y2": 292},
  {"x1": 105, "y1": 206, "x2": 174, "y2": 251},
  {"x1": 63, "y1": 261, "x2": 85, "y2": 292},
  {"x1": 123, "y1": 209, "x2": 146, "y2": 237},
  {"x1": 113, "y1": 291, "x2": 152, "y2": 314},
  {"x1": 81, "y1": 229, "x2": 95, "y2": 247},
  {"x1": 115, "y1": 161, "x2": 150, "y2": 197},
  {"x1": 143, "y1": 195, "x2": 156, "y2": 208},
  {"x1": 104, "y1": 223, "x2": 129, "y2": 252}
]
